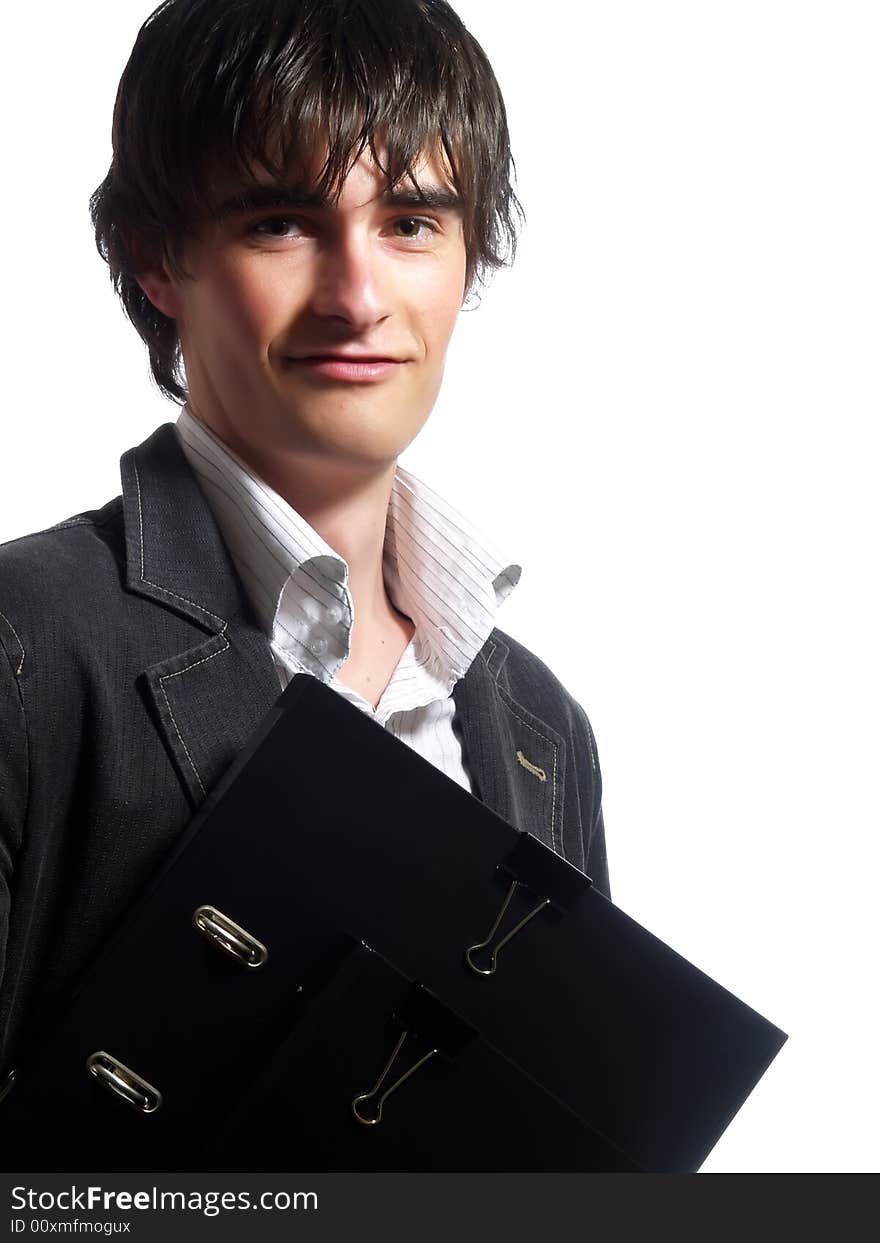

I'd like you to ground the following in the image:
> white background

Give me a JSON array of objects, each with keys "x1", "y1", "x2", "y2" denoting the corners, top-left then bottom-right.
[{"x1": 1, "y1": 2, "x2": 878, "y2": 1172}]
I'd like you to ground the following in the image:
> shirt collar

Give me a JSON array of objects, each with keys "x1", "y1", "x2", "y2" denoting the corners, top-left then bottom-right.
[{"x1": 175, "y1": 404, "x2": 521, "y2": 689}]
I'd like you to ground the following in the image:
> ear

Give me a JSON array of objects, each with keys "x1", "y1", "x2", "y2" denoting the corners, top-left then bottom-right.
[
  {"x1": 125, "y1": 228, "x2": 182, "y2": 319},
  {"x1": 135, "y1": 263, "x2": 181, "y2": 320}
]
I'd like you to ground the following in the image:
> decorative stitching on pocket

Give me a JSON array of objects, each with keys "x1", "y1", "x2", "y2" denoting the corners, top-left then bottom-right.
[
  {"x1": 515, "y1": 750, "x2": 547, "y2": 782},
  {"x1": 497, "y1": 687, "x2": 559, "y2": 853}
]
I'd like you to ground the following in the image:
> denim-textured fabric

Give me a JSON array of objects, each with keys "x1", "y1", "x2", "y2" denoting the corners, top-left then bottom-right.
[{"x1": 0, "y1": 422, "x2": 608, "y2": 1069}]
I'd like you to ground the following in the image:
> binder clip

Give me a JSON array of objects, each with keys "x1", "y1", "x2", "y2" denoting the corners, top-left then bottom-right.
[
  {"x1": 192, "y1": 904, "x2": 268, "y2": 968},
  {"x1": 465, "y1": 831, "x2": 590, "y2": 976},
  {"x1": 0, "y1": 1067, "x2": 16, "y2": 1107},
  {"x1": 86, "y1": 1052, "x2": 163, "y2": 1114},
  {"x1": 352, "y1": 984, "x2": 475, "y2": 1126}
]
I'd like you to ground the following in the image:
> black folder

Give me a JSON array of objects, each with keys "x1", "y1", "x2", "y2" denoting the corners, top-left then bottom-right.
[{"x1": 0, "y1": 675, "x2": 787, "y2": 1171}]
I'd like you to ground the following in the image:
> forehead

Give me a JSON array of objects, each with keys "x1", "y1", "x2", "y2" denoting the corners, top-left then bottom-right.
[
  {"x1": 205, "y1": 128, "x2": 454, "y2": 203},
  {"x1": 206, "y1": 143, "x2": 462, "y2": 222}
]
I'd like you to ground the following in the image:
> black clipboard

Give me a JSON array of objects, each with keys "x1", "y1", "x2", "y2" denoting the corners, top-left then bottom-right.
[{"x1": 0, "y1": 675, "x2": 787, "y2": 1171}]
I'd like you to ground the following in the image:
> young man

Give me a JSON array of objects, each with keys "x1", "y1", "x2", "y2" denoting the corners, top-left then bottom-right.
[{"x1": 0, "y1": 0, "x2": 608, "y2": 1086}]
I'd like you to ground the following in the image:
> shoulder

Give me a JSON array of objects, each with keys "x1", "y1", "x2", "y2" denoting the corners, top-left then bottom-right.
[
  {"x1": 488, "y1": 626, "x2": 600, "y2": 775},
  {"x1": 0, "y1": 498, "x2": 124, "y2": 598},
  {"x1": 0, "y1": 497, "x2": 125, "y2": 664}
]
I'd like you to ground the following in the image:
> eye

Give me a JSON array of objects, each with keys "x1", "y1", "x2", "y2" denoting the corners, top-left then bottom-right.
[
  {"x1": 391, "y1": 216, "x2": 438, "y2": 240},
  {"x1": 249, "y1": 216, "x2": 305, "y2": 239}
]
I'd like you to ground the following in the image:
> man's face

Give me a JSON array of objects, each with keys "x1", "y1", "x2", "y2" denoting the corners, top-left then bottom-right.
[{"x1": 139, "y1": 146, "x2": 468, "y2": 478}]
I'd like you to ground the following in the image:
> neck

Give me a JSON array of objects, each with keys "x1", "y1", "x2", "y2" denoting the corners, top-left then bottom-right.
[
  {"x1": 269, "y1": 453, "x2": 398, "y2": 628},
  {"x1": 189, "y1": 406, "x2": 402, "y2": 632}
]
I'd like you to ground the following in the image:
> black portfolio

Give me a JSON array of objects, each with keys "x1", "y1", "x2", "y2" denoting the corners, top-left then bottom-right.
[{"x1": 0, "y1": 675, "x2": 787, "y2": 1171}]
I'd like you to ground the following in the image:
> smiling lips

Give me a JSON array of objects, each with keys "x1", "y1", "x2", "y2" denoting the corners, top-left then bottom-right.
[{"x1": 286, "y1": 353, "x2": 405, "y2": 382}]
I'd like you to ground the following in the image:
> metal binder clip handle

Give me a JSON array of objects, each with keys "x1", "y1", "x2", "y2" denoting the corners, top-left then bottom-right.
[
  {"x1": 87, "y1": 1052, "x2": 162, "y2": 1114},
  {"x1": 0, "y1": 1067, "x2": 17, "y2": 1107},
  {"x1": 351, "y1": 1030, "x2": 438, "y2": 1126},
  {"x1": 465, "y1": 878, "x2": 550, "y2": 976},
  {"x1": 193, "y1": 904, "x2": 268, "y2": 968}
]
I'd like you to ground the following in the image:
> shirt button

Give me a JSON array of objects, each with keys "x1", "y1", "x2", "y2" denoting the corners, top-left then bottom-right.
[
  {"x1": 309, "y1": 636, "x2": 329, "y2": 656},
  {"x1": 325, "y1": 604, "x2": 344, "y2": 625}
]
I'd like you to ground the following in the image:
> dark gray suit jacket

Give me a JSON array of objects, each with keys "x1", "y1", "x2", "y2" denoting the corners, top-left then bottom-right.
[{"x1": 0, "y1": 423, "x2": 608, "y2": 1071}]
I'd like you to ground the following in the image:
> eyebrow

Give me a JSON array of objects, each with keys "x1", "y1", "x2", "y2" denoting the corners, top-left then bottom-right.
[{"x1": 210, "y1": 182, "x2": 464, "y2": 221}]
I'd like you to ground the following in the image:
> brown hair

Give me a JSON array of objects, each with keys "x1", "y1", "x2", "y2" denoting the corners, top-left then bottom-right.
[{"x1": 90, "y1": 0, "x2": 524, "y2": 402}]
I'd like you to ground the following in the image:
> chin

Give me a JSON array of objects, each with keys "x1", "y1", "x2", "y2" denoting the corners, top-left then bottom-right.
[
  {"x1": 303, "y1": 416, "x2": 427, "y2": 465},
  {"x1": 321, "y1": 439, "x2": 411, "y2": 469}
]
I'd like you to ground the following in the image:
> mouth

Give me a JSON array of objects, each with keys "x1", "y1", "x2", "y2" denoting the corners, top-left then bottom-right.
[{"x1": 284, "y1": 355, "x2": 406, "y2": 382}]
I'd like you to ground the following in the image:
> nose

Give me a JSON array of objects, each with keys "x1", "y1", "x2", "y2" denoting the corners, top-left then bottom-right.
[{"x1": 309, "y1": 228, "x2": 392, "y2": 330}]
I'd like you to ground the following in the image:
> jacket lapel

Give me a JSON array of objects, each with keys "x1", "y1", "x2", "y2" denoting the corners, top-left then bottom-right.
[
  {"x1": 453, "y1": 635, "x2": 568, "y2": 857},
  {"x1": 120, "y1": 423, "x2": 281, "y2": 808}
]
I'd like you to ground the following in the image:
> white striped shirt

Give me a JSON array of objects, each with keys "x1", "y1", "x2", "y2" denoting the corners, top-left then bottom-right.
[{"x1": 175, "y1": 406, "x2": 521, "y2": 790}]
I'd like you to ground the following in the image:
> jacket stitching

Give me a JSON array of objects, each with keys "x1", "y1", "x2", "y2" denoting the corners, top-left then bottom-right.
[
  {"x1": 496, "y1": 687, "x2": 559, "y2": 853},
  {"x1": 0, "y1": 611, "x2": 25, "y2": 676},
  {"x1": 0, "y1": 622, "x2": 32, "y2": 1070},
  {"x1": 51, "y1": 517, "x2": 94, "y2": 530},
  {"x1": 47, "y1": 509, "x2": 120, "y2": 533},
  {"x1": 515, "y1": 750, "x2": 547, "y2": 782},
  {"x1": 582, "y1": 712, "x2": 598, "y2": 774},
  {"x1": 133, "y1": 456, "x2": 227, "y2": 631},
  {"x1": 157, "y1": 637, "x2": 231, "y2": 798}
]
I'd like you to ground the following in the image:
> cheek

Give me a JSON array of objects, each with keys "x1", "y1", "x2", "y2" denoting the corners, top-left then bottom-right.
[
  {"x1": 191, "y1": 261, "x2": 296, "y2": 346},
  {"x1": 417, "y1": 266, "x2": 467, "y2": 357}
]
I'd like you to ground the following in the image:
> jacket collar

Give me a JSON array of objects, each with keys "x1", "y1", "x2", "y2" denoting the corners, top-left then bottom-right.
[{"x1": 121, "y1": 421, "x2": 254, "y2": 634}]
